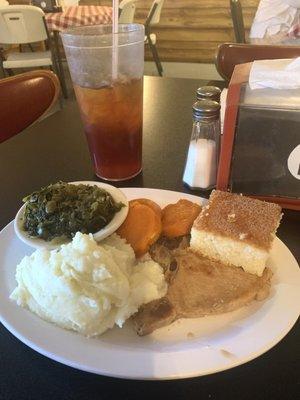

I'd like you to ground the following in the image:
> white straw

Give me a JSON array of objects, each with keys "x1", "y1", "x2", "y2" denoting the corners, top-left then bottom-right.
[{"x1": 112, "y1": 0, "x2": 119, "y2": 81}]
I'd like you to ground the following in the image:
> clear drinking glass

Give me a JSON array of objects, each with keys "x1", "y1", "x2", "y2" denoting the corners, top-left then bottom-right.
[{"x1": 61, "y1": 24, "x2": 144, "y2": 181}]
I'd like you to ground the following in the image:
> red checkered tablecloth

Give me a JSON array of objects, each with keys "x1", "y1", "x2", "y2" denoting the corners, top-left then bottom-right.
[{"x1": 45, "y1": 6, "x2": 113, "y2": 32}]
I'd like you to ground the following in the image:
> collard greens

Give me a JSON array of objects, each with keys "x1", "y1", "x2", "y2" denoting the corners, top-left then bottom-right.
[{"x1": 22, "y1": 182, "x2": 123, "y2": 241}]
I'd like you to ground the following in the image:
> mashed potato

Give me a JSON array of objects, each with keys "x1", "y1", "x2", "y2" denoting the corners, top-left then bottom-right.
[{"x1": 10, "y1": 232, "x2": 167, "y2": 336}]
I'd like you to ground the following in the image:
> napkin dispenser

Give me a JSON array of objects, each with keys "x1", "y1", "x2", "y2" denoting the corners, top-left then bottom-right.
[{"x1": 217, "y1": 63, "x2": 300, "y2": 210}]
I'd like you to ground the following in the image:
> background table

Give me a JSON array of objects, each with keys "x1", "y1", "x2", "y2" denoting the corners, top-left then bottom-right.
[
  {"x1": 44, "y1": 5, "x2": 112, "y2": 99},
  {"x1": 45, "y1": 5, "x2": 112, "y2": 32},
  {"x1": 0, "y1": 76, "x2": 299, "y2": 400}
]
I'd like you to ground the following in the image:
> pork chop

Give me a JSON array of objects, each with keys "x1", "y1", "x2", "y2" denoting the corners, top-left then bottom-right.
[{"x1": 133, "y1": 240, "x2": 272, "y2": 336}]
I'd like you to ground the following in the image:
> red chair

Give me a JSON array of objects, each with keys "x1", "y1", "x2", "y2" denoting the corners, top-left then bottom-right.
[
  {"x1": 0, "y1": 70, "x2": 60, "y2": 143},
  {"x1": 215, "y1": 42, "x2": 300, "y2": 81}
]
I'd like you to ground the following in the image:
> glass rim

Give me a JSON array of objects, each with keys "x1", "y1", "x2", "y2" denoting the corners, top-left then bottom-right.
[{"x1": 60, "y1": 23, "x2": 144, "y2": 40}]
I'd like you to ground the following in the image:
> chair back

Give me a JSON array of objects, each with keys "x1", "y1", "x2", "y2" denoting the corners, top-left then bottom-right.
[
  {"x1": 119, "y1": 0, "x2": 136, "y2": 24},
  {"x1": 146, "y1": 0, "x2": 164, "y2": 26},
  {"x1": 215, "y1": 42, "x2": 300, "y2": 81},
  {"x1": 0, "y1": 5, "x2": 47, "y2": 44},
  {"x1": 230, "y1": 0, "x2": 245, "y2": 43},
  {"x1": 57, "y1": 0, "x2": 78, "y2": 8},
  {"x1": 0, "y1": 70, "x2": 60, "y2": 143},
  {"x1": 32, "y1": 0, "x2": 60, "y2": 13}
]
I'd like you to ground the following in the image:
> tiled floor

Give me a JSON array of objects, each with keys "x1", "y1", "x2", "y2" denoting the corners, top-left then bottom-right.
[
  {"x1": 61, "y1": 60, "x2": 223, "y2": 95},
  {"x1": 44, "y1": 60, "x2": 224, "y2": 118},
  {"x1": 0, "y1": 60, "x2": 222, "y2": 83},
  {"x1": 45, "y1": 60, "x2": 223, "y2": 113},
  {"x1": 144, "y1": 61, "x2": 222, "y2": 81},
  {"x1": 1, "y1": 61, "x2": 223, "y2": 119}
]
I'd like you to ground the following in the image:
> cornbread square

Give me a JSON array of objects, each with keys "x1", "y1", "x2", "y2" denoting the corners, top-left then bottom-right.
[{"x1": 190, "y1": 190, "x2": 282, "y2": 276}]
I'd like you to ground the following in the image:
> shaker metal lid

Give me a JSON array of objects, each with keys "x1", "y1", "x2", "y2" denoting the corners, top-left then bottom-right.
[
  {"x1": 196, "y1": 86, "x2": 221, "y2": 102},
  {"x1": 193, "y1": 99, "x2": 221, "y2": 119}
]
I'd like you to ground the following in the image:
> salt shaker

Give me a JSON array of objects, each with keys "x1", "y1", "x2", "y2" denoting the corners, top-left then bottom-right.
[
  {"x1": 196, "y1": 86, "x2": 221, "y2": 103},
  {"x1": 183, "y1": 100, "x2": 221, "y2": 190}
]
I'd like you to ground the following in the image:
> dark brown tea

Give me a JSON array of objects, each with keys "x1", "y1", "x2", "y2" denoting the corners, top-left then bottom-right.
[{"x1": 74, "y1": 78, "x2": 143, "y2": 181}]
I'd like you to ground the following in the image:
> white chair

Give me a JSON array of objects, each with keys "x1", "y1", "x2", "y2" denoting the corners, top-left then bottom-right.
[
  {"x1": 0, "y1": 5, "x2": 67, "y2": 96},
  {"x1": 119, "y1": 0, "x2": 136, "y2": 24},
  {"x1": 58, "y1": 0, "x2": 79, "y2": 10},
  {"x1": 145, "y1": 0, "x2": 164, "y2": 76},
  {"x1": 31, "y1": 0, "x2": 62, "y2": 13}
]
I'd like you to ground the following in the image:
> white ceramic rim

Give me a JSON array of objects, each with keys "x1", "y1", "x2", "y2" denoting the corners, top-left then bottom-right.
[{"x1": 2, "y1": 188, "x2": 299, "y2": 380}]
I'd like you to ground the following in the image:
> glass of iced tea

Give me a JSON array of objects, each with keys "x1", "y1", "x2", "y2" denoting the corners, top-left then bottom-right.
[{"x1": 61, "y1": 24, "x2": 144, "y2": 181}]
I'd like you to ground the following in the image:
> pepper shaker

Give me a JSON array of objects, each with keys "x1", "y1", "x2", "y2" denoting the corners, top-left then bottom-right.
[{"x1": 196, "y1": 86, "x2": 221, "y2": 103}]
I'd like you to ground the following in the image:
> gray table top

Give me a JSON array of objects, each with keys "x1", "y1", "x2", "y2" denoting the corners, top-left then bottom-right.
[{"x1": 0, "y1": 76, "x2": 299, "y2": 400}]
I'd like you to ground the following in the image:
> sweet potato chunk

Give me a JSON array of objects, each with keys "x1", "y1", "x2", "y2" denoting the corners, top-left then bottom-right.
[
  {"x1": 117, "y1": 202, "x2": 162, "y2": 257},
  {"x1": 130, "y1": 198, "x2": 162, "y2": 218},
  {"x1": 162, "y1": 199, "x2": 201, "y2": 238}
]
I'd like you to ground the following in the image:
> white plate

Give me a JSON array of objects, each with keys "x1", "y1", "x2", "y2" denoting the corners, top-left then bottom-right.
[
  {"x1": 1, "y1": 188, "x2": 300, "y2": 380},
  {"x1": 14, "y1": 181, "x2": 129, "y2": 250}
]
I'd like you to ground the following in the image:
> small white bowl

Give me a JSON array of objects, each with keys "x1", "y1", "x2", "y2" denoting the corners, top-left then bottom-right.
[{"x1": 14, "y1": 181, "x2": 129, "y2": 250}]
